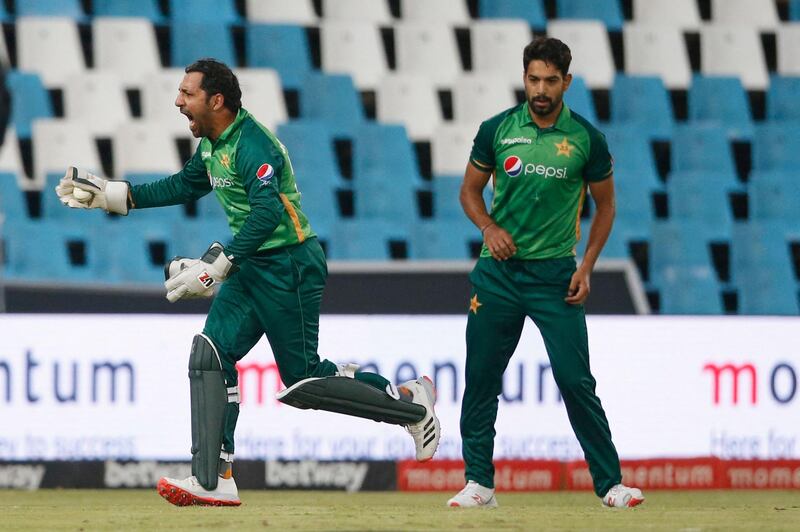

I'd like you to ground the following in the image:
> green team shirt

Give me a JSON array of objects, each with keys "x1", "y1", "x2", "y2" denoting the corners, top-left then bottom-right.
[
  {"x1": 470, "y1": 102, "x2": 612, "y2": 260},
  {"x1": 130, "y1": 108, "x2": 314, "y2": 263}
]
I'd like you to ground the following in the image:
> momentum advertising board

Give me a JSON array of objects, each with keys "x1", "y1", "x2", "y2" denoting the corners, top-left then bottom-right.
[{"x1": 0, "y1": 316, "x2": 797, "y2": 461}]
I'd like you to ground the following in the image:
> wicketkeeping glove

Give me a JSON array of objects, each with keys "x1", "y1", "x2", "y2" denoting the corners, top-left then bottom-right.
[
  {"x1": 164, "y1": 242, "x2": 239, "y2": 303},
  {"x1": 55, "y1": 166, "x2": 130, "y2": 215},
  {"x1": 163, "y1": 257, "x2": 214, "y2": 299}
]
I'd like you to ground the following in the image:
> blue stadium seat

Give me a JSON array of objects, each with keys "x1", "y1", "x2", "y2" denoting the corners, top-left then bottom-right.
[
  {"x1": 93, "y1": 0, "x2": 165, "y2": 22},
  {"x1": 667, "y1": 171, "x2": 736, "y2": 237},
  {"x1": 328, "y1": 219, "x2": 409, "y2": 260},
  {"x1": 277, "y1": 120, "x2": 348, "y2": 189},
  {"x1": 173, "y1": 218, "x2": 232, "y2": 257},
  {"x1": 658, "y1": 265, "x2": 724, "y2": 315},
  {"x1": 298, "y1": 180, "x2": 339, "y2": 237},
  {"x1": 767, "y1": 75, "x2": 800, "y2": 122},
  {"x1": 300, "y1": 73, "x2": 365, "y2": 138},
  {"x1": 0, "y1": 173, "x2": 29, "y2": 220},
  {"x1": 246, "y1": 25, "x2": 312, "y2": 91},
  {"x1": 610, "y1": 75, "x2": 674, "y2": 139},
  {"x1": 688, "y1": 76, "x2": 754, "y2": 140},
  {"x1": 749, "y1": 170, "x2": 800, "y2": 224},
  {"x1": 671, "y1": 124, "x2": 737, "y2": 176},
  {"x1": 103, "y1": 218, "x2": 174, "y2": 284},
  {"x1": 0, "y1": 2, "x2": 10, "y2": 21},
  {"x1": 556, "y1": 0, "x2": 623, "y2": 31},
  {"x1": 791, "y1": 0, "x2": 800, "y2": 20},
  {"x1": 752, "y1": 123, "x2": 800, "y2": 171},
  {"x1": 649, "y1": 220, "x2": 725, "y2": 289},
  {"x1": 194, "y1": 191, "x2": 228, "y2": 222},
  {"x1": 564, "y1": 76, "x2": 597, "y2": 125},
  {"x1": 171, "y1": 21, "x2": 237, "y2": 67},
  {"x1": 7, "y1": 71, "x2": 53, "y2": 139},
  {"x1": 432, "y1": 175, "x2": 493, "y2": 221},
  {"x1": 16, "y1": 0, "x2": 85, "y2": 20},
  {"x1": 732, "y1": 222, "x2": 799, "y2": 315},
  {"x1": 409, "y1": 219, "x2": 481, "y2": 260},
  {"x1": 602, "y1": 124, "x2": 661, "y2": 185},
  {"x1": 355, "y1": 171, "x2": 418, "y2": 221},
  {"x1": 478, "y1": 0, "x2": 547, "y2": 29},
  {"x1": 169, "y1": 0, "x2": 240, "y2": 24},
  {"x1": 353, "y1": 123, "x2": 423, "y2": 184}
]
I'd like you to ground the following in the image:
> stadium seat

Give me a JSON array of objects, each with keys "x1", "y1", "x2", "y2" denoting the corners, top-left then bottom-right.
[
  {"x1": 470, "y1": 20, "x2": 532, "y2": 89},
  {"x1": 478, "y1": 0, "x2": 546, "y2": 30},
  {"x1": 0, "y1": 129, "x2": 25, "y2": 177},
  {"x1": 0, "y1": 172, "x2": 29, "y2": 220},
  {"x1": 432, "y1": 175, "x2": 469, "y2": 220},
  {"x1": 328, "y1": 219, "x2": 409, "y2": 260},
  {"x1": 409, "y1": 219, "x2": 480, "y2": 260},
  {"x1": 16, "y1": 17, "x2": 86, "y2": 88},
  {"x1": 93, "y1": 17, "x2": 162, "y2": 89},
  {"x1": 276, "y1": 120, "x2": 348, "y2": 189},
  {"x1": 295, "y1": 179, "x2": 339, "y2": 237},
  {"x1": 688, "y1": 76, "x2": 754, "y2": 140},
  {"x1": 749, "y1": 170, "x2": 800, "y2": 224},
  {"x1": 658, "y1": 265, "x2": 724, "y2": 315},
  {"x1": 174, "y1": 218, "x2": 232, "y2": 257},
  {"x1": 556, "y1": 0, "x2": 623, "y2": 31},
  {"x1": 16, "y1": 0, "x2": 85, "y2": 20},
  {"x1": 140, "y1": 68, "x2": 191, "y2": 136},
  {"x1": 234, "y1": 68, "x2": 288, "y2": 131},
  {"x1": 603, "y1": 124, "x2": 661, "y2": 182},
  {"x1": 564, "y1": 76, "x2": 597, "y2": 124},
  {"x1": 401, "y1": 0, "x2": 470, "y2": 24},
  {"x1": 300, "y1": 73, "x2": 365, "y2": 138},
  {"x1": 245, "y1": 0, "x2": 318, "y2": 23},
  {"x1": 547, "y1": 20, "x2": 614, "y2": 89},
  {"x1": 113, "y1": 122, "x2": 182, "y2": 179},
  {"x1": 7, "y1": 71, "x2": 52, "y2": 139},
  {"x1": 452, "y1": 74, "x2": 516, "y2": 127},
  {"x1": 246, "y1": 25, "x2": 313, "y2": 91},
  {"x1": 395, "y1": 22, "x2": 463, "y2": 88},
  {"x1": 701, "y1": 25, "x2": 769, "y2": 90},
  {"x1": 649, "y1": 220, "x2": 724, "y2": 289},
  {"x1": 376, "y1": 73, "x2": 442, "y2": 140},
  {"x1": 323, "y1": 0, "x2": 393, "y2": 23},
  {"x1": 752, "y1": 123, "x2": 800, "y2": 171},
  {"x1": 32, "y1": 120, "x2": 102, "y2": 187},
  {"x1": 610, "y1": 75, "x2": 674, "y2": 140},
  {"x1": 169, "y1": 0, "x2": 240, "y2": 24},
  {"x1": 623, "y1": 24, "x2": 692, "y2": 89},
  {"x1": 792, "y1": 0, "x2": 800, "y2": 20},
  {"x1": 63, "y1": 72, "x2": 131, "y2": 137},
  {"x1": 671, "y1": 124, "x2": 736, "y2": 177},
  {"x1": 776, "y1": 23, "x2": 800, "y2": 76},
  {"x1": 103, "y1": 219, "x2": 174, "y2": 284},
  {"x1": 353, "y1": 123, "x2": 423, "y2": 185},
  {"x1": 194, "y1": 190, "x2": 228, "y2": 222},
  {"x1": 0, "y1": 2, "x2": 11, "y2": 22},
  {"x1": 92, "y1": 0, "x2": 164, "y2": 22},
  {"x1": 320, "y1": 22, "x2": 389, "y2": 89},
  {"x1": 711, "y1": 0, "x2": 779, "y2": 30},
  {"x1": 666, "y1": 171, "x2": 736, "y2": 237},
  {"x1": 767, "y1": 75, "x2": 800, "y2": 121},
  {"x1": 631, "y1": 0, "x2": 700, "y2": 29},
  {"x1": 354, "y1": 171, "x2": 418, "y2": 221},
  {"x1": 171, "y1": 21, "x2": 236, "y2": 68},
  {"x1": 431, "y1": 123, "x2": 474, "y2": 176}
]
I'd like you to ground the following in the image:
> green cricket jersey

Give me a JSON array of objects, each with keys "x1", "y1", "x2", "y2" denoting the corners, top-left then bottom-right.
[
  {"x1": 470, "y1": 102, "x2": 612, "y2": 260},
  {"x1": 130, "y1": 108, "x2": 314, "y2": 263}
]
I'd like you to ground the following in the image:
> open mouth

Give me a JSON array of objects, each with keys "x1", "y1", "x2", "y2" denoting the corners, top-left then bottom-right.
[{"x1": 181, "y1": 109, "x2": 196, "y2": 130}]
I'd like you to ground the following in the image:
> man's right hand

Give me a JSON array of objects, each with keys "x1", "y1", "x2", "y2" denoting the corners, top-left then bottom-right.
[
  {"x1": 483, "y1": 223, "x2": 517, "y2": 260},
  {"x1": 55, "y1": 166, "x2": 130, "y2": 215}
]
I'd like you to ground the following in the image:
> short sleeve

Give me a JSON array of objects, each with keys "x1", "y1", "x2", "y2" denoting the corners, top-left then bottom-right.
[{"x1": 584, "y1": 129, "x2": 613, "y2": 182}]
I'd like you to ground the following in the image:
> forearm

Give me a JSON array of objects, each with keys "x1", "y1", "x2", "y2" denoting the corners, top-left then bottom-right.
[
  {"x1": 131, "y1": 174, "x2": 210, "y2": 209},
  {"x1": 580, "y1": 203, "x2": 614, "y2": 272},
  {"x1": 224, "y1": 195, "x2": 284, "y2": 262}
]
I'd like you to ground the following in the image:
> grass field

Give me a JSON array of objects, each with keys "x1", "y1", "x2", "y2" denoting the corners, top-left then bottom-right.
[{"x1": 3, "y1": 490, "x2": 799, "y2": 531}]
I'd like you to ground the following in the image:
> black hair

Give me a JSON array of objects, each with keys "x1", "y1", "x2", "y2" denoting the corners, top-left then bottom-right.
[
  {"x1": 185, "y1": 58, "x2": 242, "y2": 113},
  {"x1": 522, "y1": 37, "x2": 572, "y2": 76}
]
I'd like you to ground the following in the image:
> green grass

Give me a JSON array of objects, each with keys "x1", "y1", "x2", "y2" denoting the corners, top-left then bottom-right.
[{"x1": 2, "y1": 490, "x2": 799, "y2": 531}]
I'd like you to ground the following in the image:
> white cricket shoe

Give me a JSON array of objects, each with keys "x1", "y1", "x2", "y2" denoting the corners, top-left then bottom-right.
[
  {"x1": 401, "y1": 376, "x2": 441, "y2": 461},
  {"x1": 157, "y1": 475, "x2": 241, "y2": 507},
  {"x1": 601, "y1": 484, "x2": 645, "y2": 508},
  {"x1": 447, "y1": 480, "x2": 498, "y2": 508}
]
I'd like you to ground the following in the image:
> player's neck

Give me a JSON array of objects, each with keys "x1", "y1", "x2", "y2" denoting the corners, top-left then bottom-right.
[{"x1": 208, "y1": 112, "x2": 237, "y2": 142}]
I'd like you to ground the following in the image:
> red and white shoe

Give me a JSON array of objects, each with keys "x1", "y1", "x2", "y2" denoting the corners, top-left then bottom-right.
[
  {"x1": 447, "y1": 480, "x2": 498, "y2": 508},
  {"x1": 602, "y1": 484, "x2": 644, "y2": 508},
  {"x1": 400, "y1": 376, "x2": 441, "y2": 462},
  {"x1": 157, "y1": 475, "x2": 241, "y2": 507}
]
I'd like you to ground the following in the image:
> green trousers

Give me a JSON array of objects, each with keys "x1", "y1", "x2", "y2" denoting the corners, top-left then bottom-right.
[
  {"x1": 461, "y1": 256, "x2": 621, "y2": 497},
  {"x1": 202, "y1": 238, "x2": 390, "y2": 454}
]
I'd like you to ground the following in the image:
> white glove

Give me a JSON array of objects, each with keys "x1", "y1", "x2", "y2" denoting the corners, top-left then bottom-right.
[
  {"x1": 164, "y1": 242, "x2": 238, "y2": 303},
  {"x1": 163, "y1": 257, "x2": 214, "y2": 299},
  {"x1": 55, "y1": 166, "x2": 130, "y2": 215}
]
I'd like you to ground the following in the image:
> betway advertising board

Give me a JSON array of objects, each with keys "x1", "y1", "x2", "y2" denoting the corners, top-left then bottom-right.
[{"x1": 0, "y1": 316, "x2": 797, "y2": 461}]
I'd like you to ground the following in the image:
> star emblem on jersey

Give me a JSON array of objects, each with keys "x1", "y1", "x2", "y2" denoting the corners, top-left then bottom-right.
[
  {"x1": 220, "y1": 153, "x2": 231, "y2": 169},
  {"x1": 469, "y1": 294, "x2": 482, "y2": 314},
  {"x1": 555, "y1": 137, "x2": 574, "y2": 157},
  {"x1": 256, "y1": 163, "x2": 274, "y2": 186}
]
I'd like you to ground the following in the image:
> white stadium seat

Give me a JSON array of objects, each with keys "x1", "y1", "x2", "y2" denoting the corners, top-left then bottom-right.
[
  {"x1": 431, "y1": 122, "x2": 476, "y2": 176},
  {"x1": 63, "y1": 72, "x2": 131, "y2": 137},
  {"x1": 0, "y1": 128, "x2": 25, "y2": 180},
  {"x1": 323, "y1": 0, "x2": 393, "y2": 23},
  {"x1": 711, "y1": 0, "x2": 779, "y2": 31},
  {"x1": 701, "y1": 25, "x2": 769, "y2": 90},
  {"x1": 395, "y1": 22, "x2": 463, "y2": 88},
  {"x1": 376, "y1": 73, "x2": 442, "y2": 140},
  {"x1": 452, "y1": 73, "x2": 516, "y2": 126},
  {"x1": 321, "y1": 21, "x2": 389, "y2": 89},
  {"x1": 776, "y1": 23, "x2": 800, "y2": 76},
  {"x1": 32, "y1": 119, "x2": 101, "y2": 186},
  {"x1": 401, "y1": 0, "x2": 470, "y2": 24},
  {"x1": 547, "y1": 20, "x2": 614, "y2": 89},
  {"x1": 246, "y1": 0, "x2": 318, "y2": 24},
  {"x1": 93, "y1": 17, "x2": 162, "y2": 89},
  {"x1": 632, "y1": 0, "x2": 700, "y2": 30},
  {"x1": 17, "y1": 17, "x2": 85, "y2": 88},
  {"x1": 140, "y1": 68, "x2": 192, "y2": 137},
  {"x1": 234, "y1": 68, "x2": 288, "y2": 131},
  {"x1": 624, "y1": 24, "x2": 692, "y2": 89},
  {"x1": 113, "y1": 121, "x2": 182, "y2": 178},
  {"x1": 471, "y1": 19, "x2": 532, "y2": 89}
]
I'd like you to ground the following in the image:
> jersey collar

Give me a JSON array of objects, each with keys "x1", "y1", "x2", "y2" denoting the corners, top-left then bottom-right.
[
  {"x1": 523, "y1": 102, "x2": 572, "y2": 132},
  {"x1": 212, "y1": 108, "x2": 248, "y2": 145}
]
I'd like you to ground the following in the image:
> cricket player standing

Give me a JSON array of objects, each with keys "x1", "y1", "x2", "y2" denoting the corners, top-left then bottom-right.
[
  {"x1": 55, "y1": 58, "x2": 440, "y2": 507},
  {"x1": 447, "y1": 38, "x2": 644, "y2": 509}
]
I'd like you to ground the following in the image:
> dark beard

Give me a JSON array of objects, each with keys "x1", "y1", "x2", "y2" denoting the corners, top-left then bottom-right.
[{"x1": 529, "y1": 97, "x2": 558, "y2": 116}]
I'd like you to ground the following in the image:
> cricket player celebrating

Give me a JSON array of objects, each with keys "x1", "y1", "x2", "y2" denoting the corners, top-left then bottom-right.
[
  {"x1": 55, "y1": 58, "x2": 440, "y2": 507},
  {"x1": 447, "y1": 38, "x2": 643, "y2": 509}
]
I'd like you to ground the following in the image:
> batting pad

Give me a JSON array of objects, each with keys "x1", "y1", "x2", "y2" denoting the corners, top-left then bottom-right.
[{"x1": 276, "y1": 376, "x2": 426, "y2": 425}]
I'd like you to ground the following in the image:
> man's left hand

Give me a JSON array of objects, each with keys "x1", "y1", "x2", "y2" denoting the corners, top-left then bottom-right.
[
  {"x1": 565, "y1": 267, "x2": 591, "y2": 305},
  {"x1": 164, "y1": 242, "x2": 238, "y2": 303}
]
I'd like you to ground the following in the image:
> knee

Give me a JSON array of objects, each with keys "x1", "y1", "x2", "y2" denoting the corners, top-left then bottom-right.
[{"x1": 278, "y1": 359, "x2": 336, "y2": 387}]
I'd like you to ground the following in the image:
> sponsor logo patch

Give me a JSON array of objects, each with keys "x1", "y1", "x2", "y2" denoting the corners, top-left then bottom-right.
[
  {"x1": 504, "y1": 156, "x2": 523, "y2": 177},
  {"x1": 197, "y1": 272, "x2": 214, "y2": 288},
  {"x1": 256, "y1": 163, "x2": 275, "y2": 186}
]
